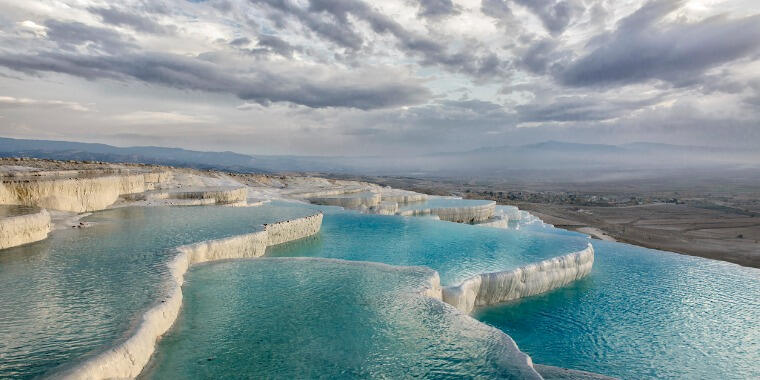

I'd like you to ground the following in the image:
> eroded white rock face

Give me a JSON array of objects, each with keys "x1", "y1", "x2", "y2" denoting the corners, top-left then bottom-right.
[
  {"x1": 171, "y1": 187, "x2": 247, "y2": 204},
  {"x1": 378, "y1": 189, "x2": 428, "y2": 204},
  {"x1": 0, "y1": 172, "x2": 172, "y2": 212},
  {"x1": 122, "y1": 186, "x2": 247, "y2": 205},
  {"x1": 369, "y1": 201, "x2": 399, "y2": 215},
  {"x1": 442, "y1": 244, "x2": 595, "y2": 314},
  {"x1": 308, "y1": 192, "x2": 381, "y2": 209},
  {"x1": 398, "y1": 202, "x2": 496, "y2": 223},
  {"x1": 476, "y1": 215, "x2": 510, "y2": 229},
  {"x1": 0, "y1": 209, "x2": 51, "y2": 249},
  {"x1": 264, "y1": 214, "x2": 323, "y2": 246},
  {"x1": 57, "y1": 213, "x2": 323, "y2": 380}
]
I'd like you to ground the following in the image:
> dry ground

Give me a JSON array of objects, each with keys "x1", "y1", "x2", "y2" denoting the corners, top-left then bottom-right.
[
  {"x1": 327, "y1": 172, "x2": 760, "y2": 268},
  {"x1": 516, "y1": 202, "x2": 760, "y2": 267}
]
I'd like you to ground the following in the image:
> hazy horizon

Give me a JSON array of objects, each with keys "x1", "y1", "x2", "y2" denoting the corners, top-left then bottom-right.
[{"x1": 3, "y1": 136, "x2": 760, "y2": 184}]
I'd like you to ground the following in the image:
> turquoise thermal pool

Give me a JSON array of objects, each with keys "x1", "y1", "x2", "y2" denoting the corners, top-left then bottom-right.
[
  {"x1": 0, "y1": 203, "x2": 314, "y2": 379},
  {"x1": 267, "y1": 205, "x2": 589, "y2": 285},
  {"x1": 475, "y1": 239, "x2": 760, "y2": 379},
  {"x1": 1, "y1": 198, "x2": 758, "y2": 379},
  {"x1": 143, "y1": 258, "x2": 540, "y2": 379}
]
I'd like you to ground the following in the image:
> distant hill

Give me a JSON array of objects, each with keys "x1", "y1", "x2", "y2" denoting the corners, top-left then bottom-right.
[
  {"x1": 1, "y1": 137, "x2": 757, "y2": 181},
  {"x1": 0, "y1": 137, "x2": 264, "y2": 172}
]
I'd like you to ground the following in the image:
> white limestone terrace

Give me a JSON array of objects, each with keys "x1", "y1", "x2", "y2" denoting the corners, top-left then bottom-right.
[
  {"x1": 0, "y1": 159, "x2": 268, "y2": 212},
  {"x1": 0, "y1": 161, "x2": 255, "y2": 247},
  {"x1": 0, "y1": 160, "x2": 599, "y2": 378},
  {"x1": 0, "y1": 169, "x2": 172, "y2": 212},
  {"x1": 0, "y1": 164, "x2": 170, "y2": 247},
  {"x1": 476, "y1": 215, "x2": 510, "y2": 229},
  {"x1": 396, "y1": 199, "x2": 496, "y2": 223},
  {"x1": 53, "y1": 205, "x2": 593, "y2": 379},
  {"x1": 57, "y1": 213, "x2": 324, "y2": 380},
  {"x1": 307, "y1": 190, "x2": 382, "y2": 209},
  {"x1": 442, "y1": 244, "x2": 595, "y2": 314},
  {"x1": 53, "y1": 212, "x2": 549, "y2": 380},
  {"x1": 121, "y1": 186, "x2": 248, "y2": 206},
  {"x1": 275, "y1": 178, "x2": 428, "y2": 215},
  {"x1": 306, "y1": 189, "x2": 428, "y2": 215},
  {"x1": 282, "y1": 181, "x2": 593, "y2": 316},
  {"x1": 281, "y1": 179, "x2": 494, "y2": 224},
  {"x1": 254, "y1": 177, "x2": 594, "y2": 315},
  {"x1": 0, "y1": 205, "x2": 51, "y2": 250}
]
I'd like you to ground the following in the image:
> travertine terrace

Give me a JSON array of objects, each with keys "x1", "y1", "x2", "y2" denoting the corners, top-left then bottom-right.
[
  {"x1": 442, "y1": 244, "x2": 595, "y2": 314},
  {"x1": 58, "y1": 213, "x2": 324, "y2": 380},
  {"x1": 397, "y1": 201, "x2": 496, "y2": 223},
  {"x1": 0, "y1": 207, "x2": 51, "y2": 249},
  {"x1": 0, "y1": 159, "x2": 599, "y2": 379}
]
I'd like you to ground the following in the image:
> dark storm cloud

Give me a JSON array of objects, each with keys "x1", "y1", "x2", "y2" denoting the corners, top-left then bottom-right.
[
  {"x1": 417, "y1": 0, "x2": 459, "y2": 19},
  {"x1": 513, "y1": 0, "x2": 582, "y2": 35},
  {"x1": 252, "y1": 0, "x2": 365, "y2": 49},
  {"x1": 88, "y1": 6, "x2": 176, "y2": 35},
  {"x1": 232, "y1": 34, "x2": 299, "y2": 58},
  {"x1": 515, "y1": 95, "x2": 662, "y2": 123},
  {"x1": 518, "y1": 39, "x2": 562, "y2": 74},
  {"x1": 481, "y1": 0, "x2": 581, "y2": 34},
  {"x1": 0, "y1": 51, "x2": 431, "y2": 110},
  {"x1": 252, "y1": 0, "x2": 509, "y2": 78},
  {"x1": 256, "y1": 34, "x2": 299, "y2": 57},
  {"x1": 230, "y1": 37, "x2": 252, "y2": 46},
  {"x1": 558, "y1": 0, "x2": 760, "y2": 87},
  {"x1": 480, "y1": 0, "x2": 513, "y2": 20},
  {"x1": 44, "y1": 20, "x2": 136, "y2": 53}
]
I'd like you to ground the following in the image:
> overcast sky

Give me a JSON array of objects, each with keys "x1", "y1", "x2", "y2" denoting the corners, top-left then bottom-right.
[{"x1": 0, "y1": 0, "x2": 758, "y2": 156}]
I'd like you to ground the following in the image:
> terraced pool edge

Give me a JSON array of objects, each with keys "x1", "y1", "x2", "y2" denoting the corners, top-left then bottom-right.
[{"x1": 55, "y1": 213, "x2": 323, "y2": 380}]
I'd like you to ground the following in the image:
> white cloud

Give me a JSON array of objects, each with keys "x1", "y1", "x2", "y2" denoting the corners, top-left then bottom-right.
[
  {"x1": 111, "y1": 111, "x2": 216, "y2": 125},
  {"x1": 17, "y1": 20, "x2": 47, "y2": 37},
  {"x1": 0, "y1": 96, "x2": 89, "y2": 111}
]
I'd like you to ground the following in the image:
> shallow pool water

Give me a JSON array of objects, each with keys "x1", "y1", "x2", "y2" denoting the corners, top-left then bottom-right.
[
  {"x1": 0, "y1": 202, "x2": 314, "y2": 379},
  {"x1": 143, "y1": 258, "x2": 539, "y2": 379},
  {"x1": 3, "y1": 198, "x2": 759, "y2": 380},
  {"x1": 475, "y1": 239, "x2": 760, "y2": 379},
  {"x1": 267, "y1": 207, "x2": 589, "y2": 285}
]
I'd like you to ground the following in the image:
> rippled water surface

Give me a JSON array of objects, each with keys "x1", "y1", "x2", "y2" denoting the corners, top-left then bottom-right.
[
  {"x1": 0, "y1": 203, "x2": 314, "y2": 379},
  {"x1": 143, "y1": 258, "x2": 539, "y2": 379},
  {"x1": 475, "y1": 239, "x2": 760, "y2": 379},
  {"x1": 267, "y1": 206, "x2": 588, "y2": 285},
  {"x1": 3, "y1": 198, "x2": 758, "y2": 379}
]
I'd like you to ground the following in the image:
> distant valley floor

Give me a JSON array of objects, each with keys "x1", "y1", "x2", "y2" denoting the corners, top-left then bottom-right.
[
  {"x1": 514, "y1": 202, "x2": 759, "y2": 268},
  {"x1": 329, "y1": 173, "x2": 760, "y2": 269}
]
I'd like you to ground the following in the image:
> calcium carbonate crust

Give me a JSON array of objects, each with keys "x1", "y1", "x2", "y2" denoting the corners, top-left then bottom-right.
[
  {"x1": 0, "y1": 208, "x2": 51, "y2": 249},
  {"x1": 308, "y1": 192, "x2": 382, "y2": 209},
  {"x1": 0, "y1": 172, "x2": 172, "y2": 212},
  {"x1": 121, "y1": 186, "x2": 247, "y2": 205},
  {"x1": 476, "y1": 215, "x2": 510, "y2": 229},
  {"x1": 52, "y1": 210, "x2": 550, "y2": 380},
  {"x1": 50, "y1": 199, "x2": 593, "y2": 380},
  {"x1": 397, "y1": 201, "x2": 496, "y2": 223},
  {"x1": 442, "y1": 243, "x2": 595, "y2": 314},
  {"x1": 55, "y1": 213, "x2": 323, "y2": 380}
]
